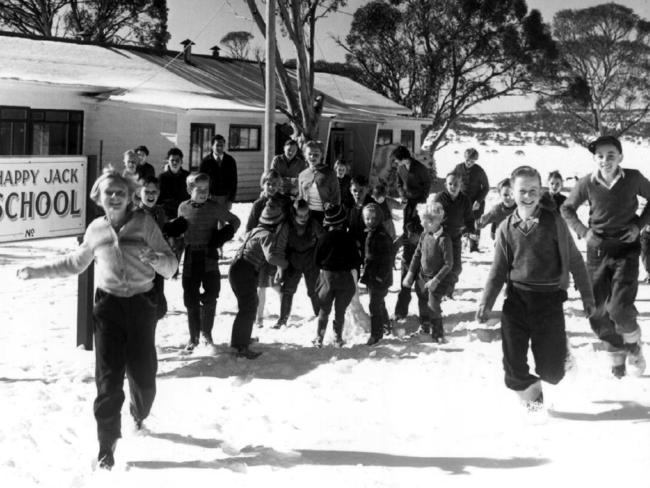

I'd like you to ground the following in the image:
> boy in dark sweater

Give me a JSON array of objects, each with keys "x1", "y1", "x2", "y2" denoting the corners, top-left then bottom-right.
[
  {"x1": 561, "y1": 135, "x2": 650, "y2": 377},
  {"x1": 274, "y1": 199, "x2": 322, "y2": 328},
  {"x1": 402, "y1": 198, "x2": 454, "y2": 342},
  {"x1": 433, "y1": 172, "x2": 475, "y2": 295},
  {"x1": 478, "y1": 166, "x2": 595, "y2": 410},
  {"x1": 545, "y1": 170, "x2": 566, "y2": 212},
  {"x1": 478, "y1": 178, "x2": 516, "y2": 240},
  {"x1": 159, "y1": 147, "x2": 190, "y2": 220},
  {"x1": 453, "y1": 148, "x2": 489, "y2": 252},
  {"x1": 335, "y1": 160, "x2": 354, "y2": 209},
  {"x1": 314, "y1": 205, "x2": 363, "y2": 347},
  {"x1": 346, "y1": 174, "x2": 374, "y2": 257},
  {"x1": 392, "y1": 145, "x2": 431, "y2": 233},
  {"x1": 361, "y1": 204, "x2": 394, "y2": 345},
  {"x1": 370, "y1": 182, "x2": 397, "y2": 240},
  {"x1": 136, "y1": 176, "x2": 170, "y2": 320},
  {"x1": 178, "y1": 173, "x2": 241, "y2": 352}
]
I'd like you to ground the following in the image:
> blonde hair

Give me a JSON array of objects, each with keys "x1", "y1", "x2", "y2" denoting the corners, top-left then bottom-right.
[
  {"x1": 123, "y1": 149, "x2": 138, "y2": 162},
  {"x1": 416, "y1": 194, "x2": 445, "y2": 221},
  {"x1": 186, "y1": 172, "x2": 210, "y2": 192},
  {"x1": 89, "y1": 165, "x2": 138, "y2": 205}
]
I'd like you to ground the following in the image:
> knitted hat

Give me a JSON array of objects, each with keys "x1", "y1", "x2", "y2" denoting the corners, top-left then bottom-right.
[
  {"x1": 259, "y1": 202, "x2": 284, "y2": 226},
  {"x1": 323, "y1": 204, "x2": 347, "y2": 227},
  {"x1": 588, "y1": 135, "x2": 622, "y2": 154}
]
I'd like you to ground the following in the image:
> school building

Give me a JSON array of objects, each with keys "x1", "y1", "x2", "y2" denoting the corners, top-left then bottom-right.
[{"x1": 0, "y1": 32, "x2": 428, "y2": 201}]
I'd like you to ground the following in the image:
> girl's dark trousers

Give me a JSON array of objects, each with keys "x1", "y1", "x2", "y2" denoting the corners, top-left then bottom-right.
[
  {"x1": 93, "y1": 288, "x2": 158, "y2": 448},
  {"x1": 229, "y1": 257, "x2": 259, "y2": 349},
  {"x1": 501, "y1": 284, "x2": 568, "y2": 392}
]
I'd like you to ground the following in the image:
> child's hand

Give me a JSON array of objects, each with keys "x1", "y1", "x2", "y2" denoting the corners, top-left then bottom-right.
[
  {"x1": 472, "y1": 201, "x2": 481, "y2": 211},
  {"x1": 583, "y1": 301, "x2": 596, "y2": 318},
  {"x1": 16, "y1": 267, "x2": 35, "y2": 280},
  {"x1": 475, "y1": 305, "x2": 489, "y2": 323},
  {"x1": 138, "y1": 247, "x2": 159, "y2": 266},
  {"x1": 620, "y1": 224, "x2": 640, "y2": 243},
  {"x1": 402, "y1": 271, "x2": 414, "y2": 288},
  {"x1": 585, "y1": 229, "x2": 602, "y2": 248},
  {"x1": 274, "y1": 268, "x2": 284, "y2": 284},
  {"x1": 425, "y1": 278, "x2": 439, "y2": 291}
]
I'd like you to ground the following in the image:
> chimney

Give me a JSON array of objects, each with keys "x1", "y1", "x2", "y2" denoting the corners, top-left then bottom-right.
[
  {"x1": 210, "y1": 45, "x2": 221, "y2": 59},
  {"x1": 181, "y1": 39, "x2": 195, "y2": 64}
]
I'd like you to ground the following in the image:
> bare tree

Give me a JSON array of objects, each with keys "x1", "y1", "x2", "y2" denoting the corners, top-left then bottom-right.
[
  {"x1": 244, "y1": 0, "x2": 347, "y2": 143},
  {"x1": 220, "y1": 30, "x2": 254, "y2": 59},
  {"x1": 65, "y1": 0, "x2": 169, "y2": 49},
  {"x1": 0, "y1": 0, "x2": 68, "y2": 37},
  {"x1": 538, "y1": 3, "x2": 650, "y2": 144}
]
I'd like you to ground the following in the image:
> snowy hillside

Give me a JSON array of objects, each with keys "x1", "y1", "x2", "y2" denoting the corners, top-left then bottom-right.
[{"x1": 1, "y1": 144, "x2": 650, "y2": 487}]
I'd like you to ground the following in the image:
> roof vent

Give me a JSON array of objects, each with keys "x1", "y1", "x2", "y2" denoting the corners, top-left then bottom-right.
[
  {"x1": 181, "y1": 39, "x2": 195, "y2": 64},
  {"x1": 210, "y1": 45, "x2": 221, "y2": 59}
]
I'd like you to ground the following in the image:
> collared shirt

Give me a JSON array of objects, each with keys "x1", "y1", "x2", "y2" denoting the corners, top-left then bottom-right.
[
  {"x1": 512, "y1": 207, "x2": 541, "y2": 233},
  {"x1": 591, "y1": 167, "x2": 625, "y2": 190}
]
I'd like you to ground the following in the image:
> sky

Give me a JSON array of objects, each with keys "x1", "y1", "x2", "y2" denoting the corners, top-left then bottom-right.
[{"x1": 167, "y1": 0, "x2": 650, "y2": 62}]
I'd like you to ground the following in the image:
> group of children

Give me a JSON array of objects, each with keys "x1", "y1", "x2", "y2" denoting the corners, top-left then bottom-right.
[{"x1": 15, "y1": 134, "x2": 650, "y2": 468}]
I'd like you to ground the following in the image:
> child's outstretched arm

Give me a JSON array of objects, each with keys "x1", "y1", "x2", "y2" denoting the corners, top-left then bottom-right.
[
  {"x1": 17, "y1": 234, "x2": 95, "y2": 280},
  {"x1": 477, "y1": 224, "x2": 510, "y2": 320}
]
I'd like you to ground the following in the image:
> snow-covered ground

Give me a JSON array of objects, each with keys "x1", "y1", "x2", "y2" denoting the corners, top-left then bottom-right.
[{"x1": 1, "y1": 141, "x2": 650, "y2": 488}]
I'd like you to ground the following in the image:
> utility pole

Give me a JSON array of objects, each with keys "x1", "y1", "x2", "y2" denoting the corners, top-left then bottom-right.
[{"x1": 264, "y1": 0, "x2": 276, "y2": 171}]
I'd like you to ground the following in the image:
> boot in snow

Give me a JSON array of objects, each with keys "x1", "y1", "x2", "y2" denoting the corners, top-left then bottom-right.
[
  {"x1": 97, "y1": 440, "x2": 117, "y2": 470},
  {"x1": 608, "y1": 350, "x2": 627, "y2": 378},
  {"x1": 431, "y1": 318, "x2": 444, "y2": 343},
  {"x1": 625, "y1": 342, "x2": 646, "y2": 377}
]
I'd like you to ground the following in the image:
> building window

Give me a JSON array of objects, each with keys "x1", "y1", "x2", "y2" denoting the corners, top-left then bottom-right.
[
  {"x1": 229, "y1": 125, "x2": 261, "y2": 151},
  {"x1": 376, "y1": 129, "x2": 393, "y2": 146},
  {"x1": 31, "y1": 110, "x2": 83, "y2": 155},
  {"x1": 0, "y1": 106, "x2": 82, "y2": 156},
  {"x1": 400, "y1": 130, "x2": 415, "y2": 153},
  {"x1": 190, "y1": 123, "x2": 214, "y2": 170}
]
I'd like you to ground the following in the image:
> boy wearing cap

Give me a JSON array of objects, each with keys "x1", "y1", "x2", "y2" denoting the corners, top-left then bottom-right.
[
  {"x1": 314, "y1": 204, "x2": 363, "y2": 347},
  {"x1": 229, "y1": 201, "x2": 288, "y2": 358},
  {"x1": 561, "y1": 135, "x2": 650, "y2": 377}
]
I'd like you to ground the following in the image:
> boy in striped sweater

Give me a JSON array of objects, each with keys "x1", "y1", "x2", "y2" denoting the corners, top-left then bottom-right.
[{"x1": 178, "y1": 173, "x2": 240, "y2": 352}]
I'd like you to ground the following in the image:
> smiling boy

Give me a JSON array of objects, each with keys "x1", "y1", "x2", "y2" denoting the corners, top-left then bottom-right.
[
  {"x1": 561, "y1": 135, "x2": 650, "y2": 377},
  {"x1": 478, "y1": 166, "x2": 594, "y2": 410}
]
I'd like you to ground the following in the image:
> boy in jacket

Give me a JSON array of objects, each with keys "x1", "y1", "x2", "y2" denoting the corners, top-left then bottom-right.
[
  {"x1": 402, "y1": 197, "x2": 454, "y2": 342},
  {"x1": 361, "y1": 203, "x2": 394, "y2": 345}
]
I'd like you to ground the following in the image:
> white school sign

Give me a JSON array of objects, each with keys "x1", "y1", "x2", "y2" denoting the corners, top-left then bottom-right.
[{"x1": 0, "y1": 156, "x2": 87, "y2": 243}]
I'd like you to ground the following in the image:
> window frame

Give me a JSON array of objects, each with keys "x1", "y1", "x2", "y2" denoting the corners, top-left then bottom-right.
[
  {"x1": 376, "y1": 129, "x2": 393, "y2": 146},
  {"x1": 0, "y1": 105, "x2": 83, "y2": 156},
  {"x1": 400, "y1": 129, "x2": 415, "y2": 154},
  {"x1": 228, "y1": 124, "x2": 262, "y2": 152},
  {"x1": 189, "y1": 123, "x2": 215, "y2": 171}
]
